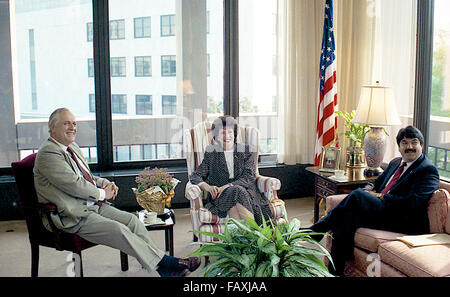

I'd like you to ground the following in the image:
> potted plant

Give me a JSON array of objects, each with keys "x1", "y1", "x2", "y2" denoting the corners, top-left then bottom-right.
[
  {"x1": 335, "y1": 110, "x2": 370, "y2": 168},
  {"x1": 189, "y1": 216, "x2": 334, "y2": 277},
  {"x1": 133, "y1": 167, "x2": 179, "y2": 214}
]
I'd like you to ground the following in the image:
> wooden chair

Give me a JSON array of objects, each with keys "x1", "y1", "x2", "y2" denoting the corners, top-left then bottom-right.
[{"x1": 11, "y1": 153, "x2": 127, "y2": 277}]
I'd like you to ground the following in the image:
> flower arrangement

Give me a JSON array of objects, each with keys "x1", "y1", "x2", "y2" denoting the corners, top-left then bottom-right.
[
  {"x1": 136, "y1": 167, "x2": 175, "y2": 193},
  {"x1": 134, "y1": 167, "x2": 179, "y2": 214}
]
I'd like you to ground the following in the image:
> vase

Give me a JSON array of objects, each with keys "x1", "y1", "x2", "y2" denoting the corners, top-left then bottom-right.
[
  {"x1": 345, "y1": 146, "x2": 366, "y2": 168},
  {"x1": 363, "y1": 127, "x2": 386, "y2": 176}
]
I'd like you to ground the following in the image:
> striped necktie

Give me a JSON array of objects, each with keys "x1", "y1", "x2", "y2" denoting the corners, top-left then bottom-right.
[
  {"x1": 67, "y1": 147, "x2": 95, "y2": 186},
  {"x1": 381, "y1": 162, "x2": 407, "y2": 194}
]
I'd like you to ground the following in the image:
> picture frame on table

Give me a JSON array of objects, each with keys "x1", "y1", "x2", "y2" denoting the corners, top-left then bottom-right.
[{"x1": 319, "y1": 146, "x2": 341, "y2": 173}]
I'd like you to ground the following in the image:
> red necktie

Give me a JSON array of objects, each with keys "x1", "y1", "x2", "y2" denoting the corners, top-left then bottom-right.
[
  {"x1": 67, "y1": 147, "x2": 95, "y2": 186},
  {"x1": 381, "y1": 162, "x2": 407, "y2": 194}
]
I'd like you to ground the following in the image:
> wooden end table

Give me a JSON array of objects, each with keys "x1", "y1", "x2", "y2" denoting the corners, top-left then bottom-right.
[
  {"x1": 120, "y1": 209, "x2": 175, "y2": 271},
  {"x1": 306, "y1": 167, "x2": 377, "y2": 223}
]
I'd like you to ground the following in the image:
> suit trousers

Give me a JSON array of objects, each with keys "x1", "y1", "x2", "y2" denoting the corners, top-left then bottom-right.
[
  {"x1": 319, "y1": 188, "x2": 391, "y2": 274},
  {"x1": 66, "y1": 204, "x2": 166, "y2": 272}
]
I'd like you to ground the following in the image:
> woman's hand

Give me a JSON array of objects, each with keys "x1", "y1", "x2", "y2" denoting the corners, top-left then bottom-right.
[
  {"x1": 200, "y1": 183, "x2": 232, "y2": 200},
  {"x1": 217, "y1": 184, "x2": 232, "y2": 198},
  {"x1": 200, "y1": 183, "x2": 219, "y2": 199}
]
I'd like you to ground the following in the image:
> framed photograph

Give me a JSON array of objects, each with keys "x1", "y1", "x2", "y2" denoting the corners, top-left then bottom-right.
[{"x1": 319, "y1": 146, "x2": 341, "y2": 172}]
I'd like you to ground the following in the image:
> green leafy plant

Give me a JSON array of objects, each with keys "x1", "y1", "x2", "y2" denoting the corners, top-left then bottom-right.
[
  {"x1": 335, "y1": 110, "x2": 370, "y2": 147},
  {"x1": 189, "y1": 216, "x2": 334, "y2": 277}
]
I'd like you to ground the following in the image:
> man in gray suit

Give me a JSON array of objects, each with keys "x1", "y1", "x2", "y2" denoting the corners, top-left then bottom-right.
[{"x1": 33, "y1": 108, "x2": 200, "y2": 277}]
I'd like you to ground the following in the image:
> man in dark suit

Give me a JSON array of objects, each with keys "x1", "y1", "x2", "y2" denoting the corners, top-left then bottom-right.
[{"x1": 310, "y1": 125, "x2": 440, "y2": 275}]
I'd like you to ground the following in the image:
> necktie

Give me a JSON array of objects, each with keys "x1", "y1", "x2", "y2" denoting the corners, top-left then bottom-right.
[
  {"x1": 67, "y1": 147, "x2": 95, "y2": 186},
  {"x1": 381, "y1": 162, "x2": 407, "y2": 194}
]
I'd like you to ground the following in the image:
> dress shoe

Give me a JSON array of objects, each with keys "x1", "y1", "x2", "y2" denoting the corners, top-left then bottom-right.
[
  {"x1": 178, "y1": 256, "x2": 201, "y2": 272},
  {"x1": 156, "y1": 266, "x2": 189, "y2": 277}
]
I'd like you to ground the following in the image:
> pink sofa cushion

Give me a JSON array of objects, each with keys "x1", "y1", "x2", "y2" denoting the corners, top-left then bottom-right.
[
  {"x1": 428, "y1": 188, "x2": 449, "y2": 233},
  {"x1": 378, "y1": 240, "x2": 450, "y2": 277},
  {"x1": 354, "y1": 228, "x2": 405, "y2": 253},
  {"x1": 325, "y1": 194, "x2": 347, "y2": 212}
]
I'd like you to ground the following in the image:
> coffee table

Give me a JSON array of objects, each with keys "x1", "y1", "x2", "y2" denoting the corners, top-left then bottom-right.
[{"x1": 120, "y1": 208, "x2": 175, "y2": 271}]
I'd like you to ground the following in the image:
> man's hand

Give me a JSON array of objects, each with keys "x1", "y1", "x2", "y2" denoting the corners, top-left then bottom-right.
[
  {"x1": 103, "y1": 181, "x2": 119, "y2": 200},
  {"x1": 365, "y1": 190, "x2": 384, "y2": 200}
]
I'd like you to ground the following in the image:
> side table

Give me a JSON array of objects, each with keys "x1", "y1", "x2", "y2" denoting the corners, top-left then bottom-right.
[
  {"x1": 306, "y1": 167, "x2": 377, "y2": 223},
  {"x1": 120, "y1": 209, "x2": 175, "y2": 271}
]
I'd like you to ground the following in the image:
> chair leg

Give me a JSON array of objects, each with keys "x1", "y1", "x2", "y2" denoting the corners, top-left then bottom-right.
[
  {"x1": 31, "y1": 243, "x2": 39, "y2": 277},
  {"x1": 120, "y1": 251, "x2": 129, "y2": 271}
]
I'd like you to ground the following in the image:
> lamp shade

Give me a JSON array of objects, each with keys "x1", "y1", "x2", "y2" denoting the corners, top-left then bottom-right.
[{"x1": 352, "y1": 84, "x2": 401, "y2": 126}]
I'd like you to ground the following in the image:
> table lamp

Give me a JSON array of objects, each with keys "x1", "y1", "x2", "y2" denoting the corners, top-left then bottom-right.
[{"x1": 352, "y1": 82, "x2": 401, "y2": 176}]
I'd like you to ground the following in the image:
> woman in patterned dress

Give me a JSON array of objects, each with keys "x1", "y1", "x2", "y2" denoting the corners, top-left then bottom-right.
[{"x1": 189, "y1": 116, "x2": 273, "y2": 225}]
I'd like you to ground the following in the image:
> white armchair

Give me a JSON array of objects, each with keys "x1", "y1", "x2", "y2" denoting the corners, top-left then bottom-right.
[{"x1": 184, "y1": 121, "x2": 287, "y2": 242}]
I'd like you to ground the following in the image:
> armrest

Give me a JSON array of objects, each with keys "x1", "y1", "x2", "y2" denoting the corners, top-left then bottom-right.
[
  {"x1": 256, "y1": 175, "x2": 281, "y2": 201},
  {"x1": 185, "y1": 181, "x2": 203, "y2": 201},
  {"x1": 34, "y1": 202, "x2": 65, "y2": 250},
  {"x1": 325, "y1": 194, "x2": 347, "y2": 212}
]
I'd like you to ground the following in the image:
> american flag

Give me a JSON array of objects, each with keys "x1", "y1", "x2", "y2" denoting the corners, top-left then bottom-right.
[{"x1": 314, "y1": 0, "x2": 338, "y2": 166}]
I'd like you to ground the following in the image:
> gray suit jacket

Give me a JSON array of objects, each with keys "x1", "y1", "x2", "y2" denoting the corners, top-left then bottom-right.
[{"x1": 34, "y1": 138, "x2": 108, "y2": 230}]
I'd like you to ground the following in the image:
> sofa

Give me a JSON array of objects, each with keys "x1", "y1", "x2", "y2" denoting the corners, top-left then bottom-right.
[{"x1": 324, "y1": 180, "x2": 450, "y2": 277}]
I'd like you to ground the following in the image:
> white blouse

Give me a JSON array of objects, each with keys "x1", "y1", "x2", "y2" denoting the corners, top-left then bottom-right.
[{"x1": 224, "y1": 150, "x2": 234, "y2": 179}]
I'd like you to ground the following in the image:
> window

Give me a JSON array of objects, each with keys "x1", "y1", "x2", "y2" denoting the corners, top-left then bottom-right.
[
  {"x1": 136, "y1": 95, "x2": 152, "y2": 115},
  {"x1": 111, "y1": 57, "x2": 126, "y2": 77},
  {"x1": 88, "y1": 58, "x2": 94, "y2": 77},
  {"x1": 239, "y1": 0, "x2": 278, "y2": 154},
  {"x1": 369, "y1": 0, "x2": 417, "y2": 163},
  {"x1": 206, "y1": 11, "x2": 210, "y2": 34},
  {"x1": 162, "y1": 95, "x2": 176, "y2": 115},
  {"x1": 28, "y1": 28, "x2": 38, "y2": 110},
  {"x1": 112, "y1": 94, "x2": 127, "y2": 114},
  {"x1": 161, "y1": 55, "x2": 176, "y2": 77},
  {"x1": 135, "y1": 56, "x2": 152, "y2": 77},
  {"x1": 134, "y1": 17, "x2": 151, "y2": 38},
  {"x1": 207, "y1": 53, "x2": 210, "y2": 77},
  {"x1": 161, "y1": 14, "x2": 175, "y2": 36},
  {"x1": 2, "y1": 0, "x2": 97, "y2": 167},
  {"x1": 429, "y1": 0, "x2": 450, "y2": 179},
  {"x1": 110, "y1": 19, "x2": 125, "y2": 40},
  {"x1": 89, "y1": 94, "x2": 95, "y2": 112},
  {"x1": 86, "y1": 22, "x2": 93, "y2": 41}
]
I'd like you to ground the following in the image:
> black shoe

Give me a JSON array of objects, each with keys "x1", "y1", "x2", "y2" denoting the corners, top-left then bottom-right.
[
  {"x1": 156, "y1": 266, "x2": 189, "y2": 277},
  {"x1": 178, "y1": 257, "x2": 201, "y2": 272}
]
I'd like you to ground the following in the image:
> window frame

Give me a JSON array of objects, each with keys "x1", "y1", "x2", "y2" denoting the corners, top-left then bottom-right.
[
  {"x1": 160, "y1": 55, "x2": 176, "y2": 77},
  {"x1": 135, "y1": 94, "x2": 152, "y2": 115},
  {"x1": 134, "y1": 16, "x2": 151, "y2": 38},
  {"x1": 134, "y1": 56, "x2": 152, "y2": 77},
  {"x1": 110, "y1": 56, "x2": 126, "y2": 77},
  {"x1": 160, "y1": 14, "x2": 175, "y2": 37},
  {"x1": 109, "y1": 18, "x2": 125, "y2": 40}
]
